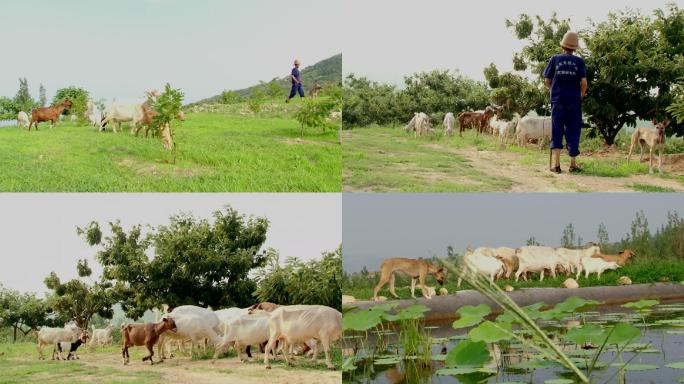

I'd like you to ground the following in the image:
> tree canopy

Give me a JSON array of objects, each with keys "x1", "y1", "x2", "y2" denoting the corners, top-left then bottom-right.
[{"x1": 83, "y1": 206, "x2": 269, "y2": 318}]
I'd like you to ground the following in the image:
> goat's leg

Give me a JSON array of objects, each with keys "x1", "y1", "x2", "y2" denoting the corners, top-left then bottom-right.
[
  {"x1": 658, "y1": 147, "x2": 663, "y2": 173},
  {"x1": 264, "y1": 336, "x2": 276, "y2": 369},
  {"x1": 649, "y1": 146, "x2": 654, "y2": 174},
  {"x1": 410, "y1": 278, "x2": 417, "y2": 299},
  {"x1": 235, "y1": 342, "x2": 244, "y2": 362},
  {"x1": 321, "y1": 336, "x2": 334, "y2": 370},
  {"x1": 388, "y1": 273, "x2": 399, "y2": 299}
]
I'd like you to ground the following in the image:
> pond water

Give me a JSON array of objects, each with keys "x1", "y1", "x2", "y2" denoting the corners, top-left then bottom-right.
[{"x1": 344, "y1": 300, "x2": 684, "y2": 384}]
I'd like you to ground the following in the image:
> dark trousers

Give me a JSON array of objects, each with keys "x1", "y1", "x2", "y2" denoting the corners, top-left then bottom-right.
[
  {"x1": 551, "y1": 103, "x2": 582, "y2": 157},
  {"x1": 289, "y1": 83, "x2": 304, "y2": 98}
]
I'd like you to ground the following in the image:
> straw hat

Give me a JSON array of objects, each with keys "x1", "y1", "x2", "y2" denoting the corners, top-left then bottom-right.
[
  {"x1": 294, "y1": 59, "x2": 301, "y2": 65},
  {"x1": 560, "y1": 31, "x2": 579, "y2": 50}
]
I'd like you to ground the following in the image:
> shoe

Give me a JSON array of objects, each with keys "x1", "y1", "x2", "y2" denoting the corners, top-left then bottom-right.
[
  {"x1": 550, "y1": 166, "x2": 562, "y2": 174},
  {"x1": 569, "y1": 165, "x2": 582, "y2": 173}
]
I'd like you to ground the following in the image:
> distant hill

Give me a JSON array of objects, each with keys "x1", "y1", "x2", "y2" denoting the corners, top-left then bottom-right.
[{"x1": 190, "y1": 53, "x2": 341, "y2": 106}]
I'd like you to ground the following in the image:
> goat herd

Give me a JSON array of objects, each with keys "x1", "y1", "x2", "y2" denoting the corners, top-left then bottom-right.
[
  {"x1": 35, "y1": 302, "x2": 342, "y2": 370},
  {"x1": 459, "y1": 244, "x2": 635, "y2": 285},
  {"x1": 14, "y1": 90, "x2": 183, "y2": 150},
  {"x1": 405, "y1": 107, "x2": 671, "y2": 174}
]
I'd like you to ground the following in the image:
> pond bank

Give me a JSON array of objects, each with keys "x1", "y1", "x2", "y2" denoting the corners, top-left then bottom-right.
[{"x1": 352, "y1": 282, "x2": 684, "y2": 321}]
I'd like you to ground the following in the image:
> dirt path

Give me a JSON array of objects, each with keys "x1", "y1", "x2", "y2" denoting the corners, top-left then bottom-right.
[
  {"x1": 454, "y1": 147, "x2": 684, "y2": 192},
  {"x1": 78, "y1": 350, "x2": 341, "y2": 384}
]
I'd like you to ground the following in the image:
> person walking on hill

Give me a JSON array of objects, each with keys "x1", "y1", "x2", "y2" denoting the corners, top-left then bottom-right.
[
  {"x1": 544, "y1": 31, "x2": 588, "y2": 174},
  {"x1": 286, "y1": 59, "x2": 305, "y2": 102}
]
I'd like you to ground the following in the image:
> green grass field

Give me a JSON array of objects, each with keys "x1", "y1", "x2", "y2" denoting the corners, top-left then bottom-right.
[
  {"x1": 343, "y1": 260, "x2": 684, "y2": 301},
  {"x1": 342, "y1": 126, "x2": 684, "y2": 192},
  {"x1": 0, "y1": 107, "x2": 341, "y2": 192}
]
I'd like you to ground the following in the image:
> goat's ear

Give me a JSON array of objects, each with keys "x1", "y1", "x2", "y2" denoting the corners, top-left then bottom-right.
[
  {"x1": 664, "y1": 120, "x2": 670, "y2": 128},
  {"x1": 163, "y1": 318, "x2": 168, "y2": 323}
]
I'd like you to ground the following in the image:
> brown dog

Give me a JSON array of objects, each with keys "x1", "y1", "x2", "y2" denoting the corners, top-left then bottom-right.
[
  {"x1": 628, "y1": 120, "x2": 669, "y2": 174},
  {"x1": 372, "y1": 258, "x2": 445, "y2": 300}
]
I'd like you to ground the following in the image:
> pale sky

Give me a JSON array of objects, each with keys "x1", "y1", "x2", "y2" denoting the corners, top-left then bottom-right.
[
  {"x1": 0, "y1": 194, "x2": 341, "y2": 295},
  {"x1": 343, "y1": 0, "x2": 674, "y2": 85},
  {"x1": 0, "y1": 0, "x2": 340, "y2": 103},
  {"x1": 343, "y1": 193, "x2": 684, "y2": 272}
]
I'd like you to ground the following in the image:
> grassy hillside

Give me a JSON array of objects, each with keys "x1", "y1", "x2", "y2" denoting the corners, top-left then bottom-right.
[
  {"x1": 0, "y1": 99, "x2": 341, "y2": 192},
  {"x1": 189, "y1": 54, "x2": 342, "y2": 106}
]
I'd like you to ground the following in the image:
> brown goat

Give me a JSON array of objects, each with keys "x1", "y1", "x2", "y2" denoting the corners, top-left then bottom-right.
[
  {"x1": 458, "y1": 106, "x2": 495, "y2": 136},
  {"x1": 29, "y1": 99, "x2": 73, "y2": 131},
  {"x1": 308, "y1": 83, "x2": 323, "y2": 98},
  {"x1": 590, "y1": 249, "x2": 635, "y2": 266},
  {"x1": 121, "y1": 317, "x2": 177, "y2": 365}
]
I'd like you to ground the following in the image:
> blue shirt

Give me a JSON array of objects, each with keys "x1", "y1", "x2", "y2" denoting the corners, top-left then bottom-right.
[
  {"x1": 291, "y1": 67, "x2": 301, "y2": 84},
  {"x1": 543, "y1": 53, "x2": 586, "y2": 105}
]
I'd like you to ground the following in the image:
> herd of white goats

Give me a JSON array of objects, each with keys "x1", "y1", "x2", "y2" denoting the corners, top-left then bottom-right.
[
  {"x1": 458, "y1": 244, "x2": 635, "y2": 286},
  {"x1": 34, "y1": 303, "x2": 342, "y2": 370},
  {"x1": 406, "y1": 107, "x2": 553, "y2": 148}
]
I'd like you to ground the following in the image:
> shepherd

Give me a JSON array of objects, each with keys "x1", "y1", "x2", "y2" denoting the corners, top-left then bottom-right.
[
  {"x1": 544, "y1": 31, "x2": 588, "y2": 174},
  {"x1": 286, "y1": 59, "x2": 305, "y2": 102}
]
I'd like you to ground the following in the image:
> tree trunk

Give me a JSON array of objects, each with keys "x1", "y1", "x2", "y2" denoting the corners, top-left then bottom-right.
[{"x1": 13, "y1": 325, "x2": 17, "y2": 343}]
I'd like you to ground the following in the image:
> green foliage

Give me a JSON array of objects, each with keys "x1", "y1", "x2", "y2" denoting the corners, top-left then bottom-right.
[
  {"x1": 253, "y1": 246, "x2": 341, "y2": 309},
  {"x1": 0, "y1": 285, "x2": 52, "y2": 342},
  {"x1": 43, "y1": 262, "x2": 115, "y2": 329},
  {"x1": 220, "y1": 90, "x2": 240, "y2": 104},
  {"x1": 343, "y1": 71, "x2": 491, "y2": 128},
  {"x1": 0, "y1": 97, "x2": 16, "y2": 120},
  {"x1": 13, "y1": 78, "x2": 36, "y2": 114},
  {"x1": 76, "y1": 221, "x2": 102, "y2": 246},
  {"x1": 92, "y1": 206, "x2": 268, "y2": 318},
  {"x1": 38, "y1": 84, "x2": 46, "y2": 107},
  {"x1": 484, "y1": 63, "x2": 546, "y2": 118},
  {"x1": 445, "y1": 340, "x2": 491, "y2": 367},
  {"x1": 264, "y1": 79, "x2": 284, "y2": 98},
  {"x1": 667, "y1": 78, "x2": 684, "y2": 124},
  {"x1": 247, "y1": 88, "x2": 266, "y2": 115},
  {"x1": 293, "y1": 96, "x2": 338, "y2": 136},
  {"x1": 560, "y1": 223, "x2": 583, "y2": 249},
  {"x1": 508, "y1": 6, "x2": 684, "y2": 144},
  {"x1": 52, "y1": 86, "x2": 89, "y2": 121}
]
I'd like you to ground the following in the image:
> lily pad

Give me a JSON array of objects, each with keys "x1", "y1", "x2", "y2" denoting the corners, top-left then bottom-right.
[
  {"x1": 343, "y1": 309, "x2": 384, "y2": 331},
  {"x1": 468, "y1": 321, "x2": 514, "y2": 343},
  {"x1": 606, "y1": 323, "x2": 640, "y2": 345},
  {"x1": 373, "y1": 356, "x2": 402, "y2": 365},
  {"x1": 544, "y1": 379, "x2": 575, "y2": 384},
  {"x1": 611, "y1": 363, "x2": 659, "y2": 371},
  {"x1": 565, "y1": 324, "x2": 605, "y2": 345},
  {"x1": 435, "y1": 367, "x2": 497, "y2": 375},
  {"x1": 666, "y1": 362, "x2": 684, "y2": 369},
  {"x1": 622, "y1": 299, "x2": 660, "y2": 311},
  {"x1": 445, "y1": 340, "x2": 491, "y2": 367},
  {"x1": 452, "y1": 304, "x2": 491, "y2": 329},
  {"x1": 555, "y1": 296, "x2": 601, "y2": 313}
]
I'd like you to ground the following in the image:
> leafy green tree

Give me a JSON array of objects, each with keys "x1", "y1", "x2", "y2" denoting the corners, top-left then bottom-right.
[
  {"x1": 247, "y1": 88, "x2": 266, "y2": 115},
  {"x1": 0, "y1": 285, "x2": 52, "y2": 342},
  {"x1": 484, "y1": 63, "x2": 547, "y2": 119},
  {"x1": 265, "y1": 79, "x2": 283, "y2": 98},
  {"x1": 294, "y1": 96, "x2": 338, "y2": 136},
  {"x1": 253, "y1": 246, "x2": 342, "y2": 309},
  {"x1": 220, "y1": 90, "x2": 240, "y2": 104},
  {"x1": 526, "y1": 237, "x2": 540, "y2": 246},
  {"x1": 667, "y1": 78, "x2": 684, "y2": 123},
  {"x1": 14, "y1": 77, "x2": 36, "y2": 113},
  {"x1": 83, "y1": 206, "x2": 269, "y2": 319},
  {"x1": 44, "y1": 260, "x2": 115, "y2": 329},
  {"x1": 0, "y1": 97, "x2": 17, "y2": 119},
  {"x1": 53, "y1": 86, "x2": 90, "y2": 119},
  {"x1": 343, "y1": 74, "x2": 399, "y2": 127},
  {"x1": 624, "y1": 210, "x2": 655, "y2": 259},
  {"x1": 561, "y1": 223, "x2": 583, "y2": 248},
  {"x1": 39, "y1": 84, "x2": 47, "y2": 107},
  {"x1": 597, "y1": 222, "x2": 610, "y2": 246},
  {"x1": 506, "y1": 7, "x2": 684, "y2": 144},
  {"x1": 148, "y1": 83, "x2": 184, "y2": 152}
]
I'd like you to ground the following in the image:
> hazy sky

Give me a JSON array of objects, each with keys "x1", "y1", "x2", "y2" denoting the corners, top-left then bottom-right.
[
  {"x1": 343, "y1": 0, "x2": 673, "y2": 85},
  {"x1": 343, "y1": 193, "x2": 684, "y2": 272},
  {"x1": 0, "y1": 194, "x2": 341, "y2": 295},
  {"x1": 0, "y1": 0, "x2": 340, "y2": 103}
]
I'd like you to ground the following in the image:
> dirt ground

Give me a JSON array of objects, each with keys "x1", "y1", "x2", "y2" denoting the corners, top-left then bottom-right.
[
  {"x1": 78, "y1": 349, "x2": 341, "y2": 384},
  {"x1": 454, "y1": 147, "x2": 684, "y2": 192}
]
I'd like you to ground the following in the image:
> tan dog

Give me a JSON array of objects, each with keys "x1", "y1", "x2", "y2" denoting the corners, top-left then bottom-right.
[
  {"x1": 628, "y1": 120, "x2": 669, "y2": 174},
  {"x1": 372, "y1": 258, "x2": 445, "y2": 300}
]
